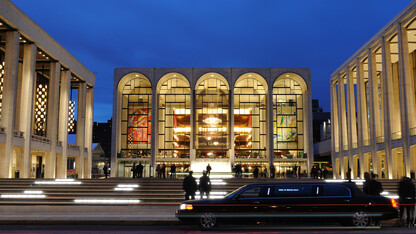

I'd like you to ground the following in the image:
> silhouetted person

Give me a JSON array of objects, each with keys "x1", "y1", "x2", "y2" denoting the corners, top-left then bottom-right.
[
  {"x1": 132, "y1": 163, "x2": 136, "y2": 178},
  {"x1": 363, "y1": 172, "x2": 383, "y2": 196},
  {"x1": 253, "y1": 166, "x2": 259, "y2": 178},
  {"x1": 199, "y1": 170, "x2": 211, "y2": 199},
  {"x1": 399, "y1": 176, "x2": 415, "y2": 227},
  {"x1": 270, "y1": 165, "x2": 275, "y2": 178},
  {"x1": 170, "y1": 164, "x2": 176, "y2": 178},
  {"x1": 103, "y1": 163, "x2": 109, "y2": 179},
  {"x1": 156, "y1": 164, "x2": 161, "y2": 178},
  {"x1": 346, "y1": 167, "x2": 352, "y2": 182},
  {"x1": 206, "y1": 164, "x2": 212, "y2": 176},
  {"x1": 183, "y1": 171, "x2": 197, "y2": 200},
  {"x1": 161, "y1": 163, "x2": 166, "y2": 179},
  {"x1": 322, "y1": 167, "x2": 329, "y2": 179},
  {"x1": 137, "y1": 162, "x2": 144, "y2": 178}
]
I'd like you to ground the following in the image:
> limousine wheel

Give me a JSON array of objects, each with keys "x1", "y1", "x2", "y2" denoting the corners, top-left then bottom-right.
[
  {"x1": 352, "y1": 210, "x2": 370, "y2": 227},
  {"x1": 199, "y1": 212, "x2": 217, "y2": 230}
]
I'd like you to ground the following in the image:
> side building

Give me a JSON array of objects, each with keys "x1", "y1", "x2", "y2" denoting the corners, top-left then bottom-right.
[
  {"x1": 0, "y1": 0, "x2": 95, "y2": 178},
  {"x1": 111, "y1": 68, "x2": 313, "y2": 178},
  {"x1": 331, "y1": 1, "x2": 416, "y2": 179}
]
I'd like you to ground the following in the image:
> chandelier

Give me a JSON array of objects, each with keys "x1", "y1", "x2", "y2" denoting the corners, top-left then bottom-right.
[{"x1": 203, "y1": 116, "x2": 222, "y2": 126}]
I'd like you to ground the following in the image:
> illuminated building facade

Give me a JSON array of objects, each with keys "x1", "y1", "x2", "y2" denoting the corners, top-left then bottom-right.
[
  {"x1": 331, "y1": 1, "x2": 416, "y2": 179},
  {"x1": 112, "y1": 68, "x2": 313, "y2": 177},
  {"x1": 0, "y1": 0, "x2": 95, "y2": 178}
]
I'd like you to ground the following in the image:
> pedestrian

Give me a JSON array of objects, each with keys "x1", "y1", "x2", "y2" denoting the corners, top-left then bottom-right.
[
  {"x1": 199, "y1": 170, "x2": 211, "y2": 199},
  {"x1": 170, "y1": 164, "x2": 176, "y2": 178},
  {"x1": 132, "y1": 163, "x2": 136, "y2": 178},
  {"x1": 161, "y1": 163, "x2": 166, "y2": 179},
  {"x1": 399, "y1": 176, "x2": 415, "y2": 227},
  {"x1": 156, "y1": 164, "x2": 161, "y2": 178},
  {"x1": 263, "y1": 167, "x2": 267, "y2": 178},
  {"x1": 253, "y1": 166, "x2": 259, "y2": 178},
  {"x1": 183, "y1": 171, "x2": 197, "y2": 200},
  {"x1": 270, "y1": 165, "x2": 275, "y2": 179},
  {"x1": 137, "y1": 162, "x2": 144, "y2": 178},
  {"x1": 346, "y1": 167, "x2": 352, "y2": 182},
  {"x1": 206, "y1": 164, "x2": 212, "y2": 176},
  {"x1": 322, "y1": 167, "x2": 328, "y2": 179},
  {"x1": 103, "y1": 162, "x2": 109, "y2": 179}
]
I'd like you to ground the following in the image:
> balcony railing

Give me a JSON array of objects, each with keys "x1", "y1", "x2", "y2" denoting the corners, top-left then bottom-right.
[
  {"x1": 31, "y1": 134, "x2": 50, "y2": 144},
  {"x1": 13, "y1": 130, "x2": 24, "y2": 138},
  {"x1": 0, "y1": 126, "x2": 5, "y2": 134},
  {"x1": 84, "y1": 147, "x2": 88, "y2": 153},
  {"x1": 392, "y1": 131, "x2": 402, "y2": 140},
  {"x1": 57, "y1": 141, "x2": 63, "y2": 147}
]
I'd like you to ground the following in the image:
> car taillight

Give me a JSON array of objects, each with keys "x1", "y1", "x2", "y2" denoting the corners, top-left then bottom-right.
[
  {"x1": 180, "y1": 204, "x2": 193, "y2": 210},
  {"x1": 391, "y1": 198, "x2": 397, "y2": 208}
]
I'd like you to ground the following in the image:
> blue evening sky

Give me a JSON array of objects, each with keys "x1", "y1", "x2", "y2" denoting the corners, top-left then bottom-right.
[{"x1": 11, "y1": 0, "x2": 413, "y2": 122}]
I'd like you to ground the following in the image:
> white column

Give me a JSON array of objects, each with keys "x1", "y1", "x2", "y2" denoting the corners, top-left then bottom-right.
[
  {"x1": 368, "y1": 49, "x2": 380, "y2": 176},
  {"x1": 84, "y1": 87, "x2": 94, "y2": 178},
  {"x1": 45, "y1": 62, "x2": 61, "y2": 178},
  {"x1": 57, "y1": 70, "x2": 70, "y2": 178},
  {"x1": 0, "y1": 31, "x2": 19, "y2": 178},
  {"x1": 229, "y1": 88, "x2": 235, "y2": 165},
  {"x1": 76, "y1": 82, "x2": 86, "y2": 178},
  {"x1": 150, "y1": 87, "x2": 157, "y2": 173},
  {"x1": 190, "y1": 88, "x2": 196, "y2": 163},
  {"x1": 19, "y1": 44, "x2": 36, "y2": 178},
  {"x1": 268, "y1": 84, "x2": 274, "y2": 172},
  {"x1": 381, "y1": 37, "x2": 394, "y2": 179},
  {"x1": 356, "y1": 59, "x2": 366, "y2": 178},
  {"x1": 304, "y1": 77, "x2": 314, "y2": 176},
  {"x1": 337, "y1": 76, "x2": 346, "y2": 178},
  {"x1": 398, "y1": 24, "x2": 414, "y2": 177},
  {"x1": 330, "y1": 80, "x2": 339, "y2": 178},
  {"x1": 346, "y1": 68, "x2": 356, "y2": 177},
  {"x1": 111, "y1": 78, "x2": 120, "y2": 178}
]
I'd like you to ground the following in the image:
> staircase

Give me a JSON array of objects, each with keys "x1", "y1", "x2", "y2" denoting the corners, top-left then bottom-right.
[{"x1": 0, "y1": 178, "x2": 405, "y2": 205}]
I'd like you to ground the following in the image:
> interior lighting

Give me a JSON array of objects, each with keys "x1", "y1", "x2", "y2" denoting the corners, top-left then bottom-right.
[
  {"x1": 74, "y1": 199, "x2": 141, "y2": 204},
  {"x1": 114, "y1": 187, "x2": 134, "y2": 191},
  {"x1": 324, "y1": 179, "x2": 364, "y2": 185},
  {"x1": 197, "y1": 179, "x2": 226, "y2": 185},
  {"x1": 35, "y1": 179, "x2": 82, "y2": 185},
  {"x1": 203, "y1": 117, "x2": 222, "y2": 126},
  {"x1": 1, "y1": 194, "x2": 45, "y2": 199},
  {"x1": 117, "y1": 184, "x2": 139, "y2": 188}
]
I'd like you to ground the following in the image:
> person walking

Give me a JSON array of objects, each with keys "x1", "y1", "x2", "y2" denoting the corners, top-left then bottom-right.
[
  {"x1": 363, "y1": 172, "x2": 384, "y2": 196},
  {"x1": 253, "y1": 166, "x2": 259, "y2": 178},
  {"x1": 156, "y1": 164, "x2": 161, "y2": 178},
  {"x1": 399, "y1": 176, "x2": 415, "y2": 227},
  {"x1": 183, "y1": 171, "x2": 197, "y2": 200},
  {"x1": 170, "y1": 164, "x2": 176, "y2": 178},
  {"x1": 199, "y1": 170, "x2": 211, "y2": 199},
  {"x1": 137, "y1": 162, "x2": 144, "y2": 178},
  {"x1": 161, "y1": 163, "x2": 166, "y2": 179},
  {"x1": 131, "y1": 163, "x2": 136, "y2": 178},
  {"x1": 206, "y1": 164, "x2": 212, "y2": 176},
  {"x1": 103, "y1": 162, "x2": 109, "y2": 179}
]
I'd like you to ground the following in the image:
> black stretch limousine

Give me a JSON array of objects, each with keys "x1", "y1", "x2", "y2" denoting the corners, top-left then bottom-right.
[{"x1": 176, "y1": 182, "x2": 398, "y2": 230}]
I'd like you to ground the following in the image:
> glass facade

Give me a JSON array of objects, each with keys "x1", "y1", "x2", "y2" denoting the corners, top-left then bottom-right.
[
  {"x1": 234, "y1": 76, "x2": 267, "y2": 159},
  {"x1": 120, "y1": 77, "x2": 152, "y2": 158},
  {"x1": 157, "y1": 75, "x2": 191, "y2": 159},
  {"x1": 273, "y1": 78, "x2": 304, "y2": 159},
  {"x1": 195, "y1": 75, "x2": 229, "y2": 159}
]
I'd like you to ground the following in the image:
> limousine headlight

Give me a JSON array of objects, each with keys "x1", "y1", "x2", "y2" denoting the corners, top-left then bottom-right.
[{"x1": 180, "y1": 203, "x2": 193, "y2": 210}]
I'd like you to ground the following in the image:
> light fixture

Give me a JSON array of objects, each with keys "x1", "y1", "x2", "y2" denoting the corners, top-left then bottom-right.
[
  {"x1": 203, "y1": 117, "x2": 222, "y2": 126},
  {"x1": 74, "y1": 199, "x2": 140, "y2": 204}
]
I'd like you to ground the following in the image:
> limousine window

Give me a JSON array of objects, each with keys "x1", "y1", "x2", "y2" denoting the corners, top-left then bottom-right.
[
  {"x1": 238, "y1": 186, "x2": 262, "y2": 198},
  {"x1": 272, "y1": 185, "x2": 313, "y2": 197},
  {"x1": 322, "y1": 185, "x2": 351, "y2": 197}
]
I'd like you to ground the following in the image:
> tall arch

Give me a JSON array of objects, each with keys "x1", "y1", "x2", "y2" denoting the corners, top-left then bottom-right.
[
  {"x1": 234, "y1": 73, "x2": 267, "y2": 159},
  {"x1": 195, "y1": 73, "x2": 229, "y2": 159},
  {"x1": 156, "y1": 73, "x2": 191, "y2": 160}
]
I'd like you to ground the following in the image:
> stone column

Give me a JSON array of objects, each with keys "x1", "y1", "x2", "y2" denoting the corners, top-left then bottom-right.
[
  {"x1": 398, "y1": 24, "x2": 414, "y2": 177},
  {"x1": 381, "y1": 37, "x2": 394, "y2": 179},
  {"x1": 337, "y1": 76, "x2": 346, "y2": 178},
  {"x1": 304, "y1": 75, "x2": 314, "y2": 177},
  {"x1": 45, "y1": 62, "x2": 61, "y2": 178},
  {"x1": 356, "y1": 59, "x2": 366, "y2": 178},
  {"x1": 111, "y1": 78, "x2": 120, "y2": 178},
  {"x1": 330, "y1": 80, "x2": 339, "y2": 178},
  {"x1": 346, "y1": 68, "x2": 357, "y2": 178},
  {"x1": 150, "y1": 87, "x2": 157, "y2": 174},
  {"x1": 229, "y1": 88, "x2": 235, "y2": 165},
  {"x1": 84, "y1": 87, "x2": 94, "y2": 178},
  {"x1": 268, "y1": 83, "x2": 274, "y2": 174},
  {"x1": 57, "y1": 70, "x2": 71, "y2": 178},
  {"x1": 76, "y1": 82, "x2": 86, "y2": 178},
  {"x1": 368, "y1": 49, "x2": 380, "y2": 176},
  {"x1": 190, "y1": 88, "x2": 195, "y2": 163},
  {"x1": 19, "y1": 44, "x2": 37, "y2": 178},
  {"x1": 0, "y1": 31, "x2": 19, "y2": 178}
]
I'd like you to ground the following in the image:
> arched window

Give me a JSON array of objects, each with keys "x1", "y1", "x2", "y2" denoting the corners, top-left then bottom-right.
[
  {"x1": 157, "y1": 73, "x2": 191, "y2": 159},
  {"x1": 273, "y1": 76, "x2": 304, "y2": 159},
  {"x1": 120, "y1": 76, "x2": 152, "y2": 158},
  {"x1": 195, "y1": 73, "x2": 229, "y2": 159},
  {"x1": 234, "y1": 73, "x2": 267, "y2": 159}
]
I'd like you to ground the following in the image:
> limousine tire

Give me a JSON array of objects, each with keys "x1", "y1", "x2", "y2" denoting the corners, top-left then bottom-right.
[
  {"x1": 199, "y1": 212, "x2": 217, "y2": 230},
  {"x1": 352, "y1": 210, "x2": 370, "y2": 227}
]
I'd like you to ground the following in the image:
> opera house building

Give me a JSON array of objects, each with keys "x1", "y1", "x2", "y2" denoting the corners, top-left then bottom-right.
[
  {"x1": 111, "y1": 68, "x2": 313, "y2": 177},
  {"x1": 0, "y1": 0, "x2": 95, "y2": 178},
  {"x1": 331, "y1": 1, "x2": 416, "y2": 179}
]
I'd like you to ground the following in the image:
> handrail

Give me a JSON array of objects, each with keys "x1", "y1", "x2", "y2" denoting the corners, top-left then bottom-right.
[{"x1": 68, "y1": 144, "x2": 80, "y2": 151}]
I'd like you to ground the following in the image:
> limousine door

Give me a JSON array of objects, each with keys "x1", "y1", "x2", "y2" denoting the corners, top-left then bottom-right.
[
  {"x1": 230, "y1": 186, "x2": 268, "y2": 222},
  {"x1": 313, "y1": 184, "x2": 353, "y2": 218}
]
